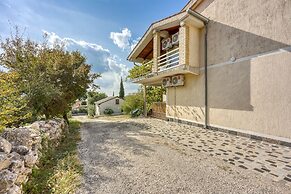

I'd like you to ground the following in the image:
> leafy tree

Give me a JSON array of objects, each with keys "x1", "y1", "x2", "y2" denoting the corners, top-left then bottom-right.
[
  {"x1": 121, "y1": 92, "x2": 144, "y2": 114},
  {"x1": 0, "y1": 71, "x2": 31, "y2": 131},
  {"x1": 127, "y1": 63, "x2": 165, "y2": 112},
  {"x1": 145, "y1": 86, "x2": 164, "y2": 110},
  {"x1": 0, "y1": 28, "x2": 99, "y2": 124},
  {"x1": 87, "y1": 91, "x2": 107, "y2": 116},
  {"x1": 127, "y1": 63, "x2": 152, "y2": 79},
  {"x1": 119, "y1": 77, "x2": 125, "y2": 99}
]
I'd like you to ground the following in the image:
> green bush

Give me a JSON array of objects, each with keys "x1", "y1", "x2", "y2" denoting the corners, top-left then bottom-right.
[
  {"x1": 104, "y1": 108, "x2": 114, "y2": 115},
  {"x1": 87, "y1": 104, "x2": 95, "y2": 117},
  {"x1": 121, "y1": 93, "x2": 144, "y2": 114}
]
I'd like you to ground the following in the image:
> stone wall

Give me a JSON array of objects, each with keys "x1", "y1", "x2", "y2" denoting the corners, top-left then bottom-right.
[{"x1": 0, "y1": 119, "x2": 68, "y2": 194}]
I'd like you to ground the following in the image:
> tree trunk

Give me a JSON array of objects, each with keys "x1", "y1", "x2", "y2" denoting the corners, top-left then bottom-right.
[{"x1": 63, "y1": 112, "x2": 69, "y2": 124}]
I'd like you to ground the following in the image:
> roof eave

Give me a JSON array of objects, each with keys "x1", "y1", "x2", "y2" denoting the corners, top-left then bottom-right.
[{"x1": 127, "y1": 11, "x2": 187, "y2": 62}]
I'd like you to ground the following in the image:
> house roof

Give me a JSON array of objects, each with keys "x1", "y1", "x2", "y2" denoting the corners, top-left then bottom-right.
[
  {"x1": 95, "y1": 96, "x2": 120, "y2": 105},
  {"x1": 127, "y1": 9, "x2": 207, "y2": 62},
  {"x1": 181, "y1": 0, "x2": 206, "y2": 12},
  {"x1": 127, "y1": 11, "x2": 188, "y2": 62}
]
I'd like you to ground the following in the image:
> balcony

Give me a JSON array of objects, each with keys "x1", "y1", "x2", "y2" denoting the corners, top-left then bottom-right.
[
  {"x1": 158, "y1": 48, "x2": 179, "y2": 72},
  {"x1": 130, "y1": 47, "x2": 199, "y2": 85},
  {"x1": 128, "y1": 9, "x2": 206, "y2": 85}
]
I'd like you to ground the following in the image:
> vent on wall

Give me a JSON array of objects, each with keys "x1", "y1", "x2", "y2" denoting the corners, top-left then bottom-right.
[
  {"x1": 162, "y1": 38, "x2": 172, "y2": 51},
  {"x1": 162, "y1": 77, "x2": 172, "y2": 87},
  {"x1": 172, "y1": 75, "x2": 184, "y2": 87},
  {"x1": 172, "y1": 32, "x2": 179, "y2": 45}
]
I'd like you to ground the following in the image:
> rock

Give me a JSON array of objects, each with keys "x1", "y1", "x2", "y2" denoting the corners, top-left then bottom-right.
[
  {"x1": 8, "y1": 152, "x2": 21, "y2": 161},
  {"x1": 7, "y1": 185, "x2": 21, "y2": 194},
  {"x1": 30, "y1": 121, "x2": 45, "y2": 131},
  {"x1": 23, "y1": 151, "x2": 38, "y2": 168},
  {"x1": 0, "y1": 137, "x2": 12, "y2": 154},
  {"x1": 12, "y1": 146, "x2": 29, "y2": 155},
  {"x1": 15, "y1": 173, "x2": 28, "y2": 185},
  {"x1": 9, "y1": 156, "x2": 25, "y2": 174},
  {"x1": 0, "y1": 152, "x2": 11, "y2": 171},
  {"x1": 0, "y1": 170, "x2": 17, "y2": 193},
  {"x1": 1, "y1": 127, "x2": 41, "y2": 149}
]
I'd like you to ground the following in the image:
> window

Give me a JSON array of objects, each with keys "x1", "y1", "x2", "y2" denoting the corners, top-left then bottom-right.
[{"x1": 115, "y1": 99, "x2": 119, "y2": 105}]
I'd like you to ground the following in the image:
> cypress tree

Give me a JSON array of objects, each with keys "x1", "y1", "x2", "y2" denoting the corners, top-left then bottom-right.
[{"x1": 119, "y1": 77, "x2": 125, "y2": 99}]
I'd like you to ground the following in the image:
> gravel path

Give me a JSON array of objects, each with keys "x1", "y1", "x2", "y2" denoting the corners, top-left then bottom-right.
[{"x1": 76, "y1": 117, "x2": 290, "y2": 194}]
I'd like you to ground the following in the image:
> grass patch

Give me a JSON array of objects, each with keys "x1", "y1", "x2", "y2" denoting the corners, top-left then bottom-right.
[{"x1": 23, "y1": 120, "x2": 83, "y2": 194}]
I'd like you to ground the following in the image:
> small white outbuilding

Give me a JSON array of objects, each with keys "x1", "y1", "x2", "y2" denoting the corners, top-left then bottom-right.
[{"x1": 95, "y1": 96, "x2": 124, "y2": 116}]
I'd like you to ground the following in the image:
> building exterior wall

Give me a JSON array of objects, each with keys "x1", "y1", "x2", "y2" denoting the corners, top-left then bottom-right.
[
  {"x1": 166, "y1": 0, "x2": 291, "y2": 138},
  {"x1": 95, "y1": 98, "x2": 124, "y2": 116}
]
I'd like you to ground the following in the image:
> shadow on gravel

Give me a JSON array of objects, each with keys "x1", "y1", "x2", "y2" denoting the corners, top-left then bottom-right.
[{"x1": 78, "y1": 120, "x2": 154, "y2": 192}]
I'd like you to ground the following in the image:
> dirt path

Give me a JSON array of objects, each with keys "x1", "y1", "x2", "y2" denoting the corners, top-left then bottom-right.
[{"x1": 76, "y1": 117, "x2": 290, "y2": 194}]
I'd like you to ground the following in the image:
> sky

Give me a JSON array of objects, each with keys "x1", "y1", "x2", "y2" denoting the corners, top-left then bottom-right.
[{"x1": 0, "y1": 0, "x2": 189, "y2": 95}]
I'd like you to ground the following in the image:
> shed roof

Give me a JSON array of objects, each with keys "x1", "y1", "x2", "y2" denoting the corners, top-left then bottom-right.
[{"x1": 95, "y1": 96, "x2": 120, "y2": 105}]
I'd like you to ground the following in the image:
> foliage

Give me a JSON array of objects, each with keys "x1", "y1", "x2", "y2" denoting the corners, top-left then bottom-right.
[
  {"x1": 23, "y1": 120, "x2": 82, "y2": 194},
  {"x1": 145, "y1": 86, "x2": 165, "y2": 110},
  {"x1": 127, "y1": 63, "x2": 152, "y2": 79},
  {"x1": 87, "y1": 91, "x2": 107, "y2": 105},
  {"x1": 104, "y1": 108, "x2": 114, "y2": 115},
  {"x1": 87, "y1": 104, "x2": 95, "y2": 117},
  {"x1": 119, "y1": 77, "x2": 125, "y2": 99},
  {"x1": 81, "y1": 101, "x2": 87, "y2": 105},
  {"x1": 0, "y1": 28, "x2": 99, "y2": 124},
  {"x1": 0, "y1": 71, "x2": 32, "y2": 131},
  {"x1": 87, "y1": 91, "x2": 107, "y2": 116},
  {"x1": 127, "y1": 61, "x2": 165, "y2": 113},
  {"x1": 121, "y1": 92, "x2": 144, "y2": 114}
]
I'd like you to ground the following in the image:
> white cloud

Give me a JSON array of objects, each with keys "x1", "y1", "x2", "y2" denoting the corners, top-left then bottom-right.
[
  {"x1": 44, "y1": 30, "x2": 139, "y2": 95},
  {"x1": 110, "y1": 28, "x2": 132, "y2": 50}
]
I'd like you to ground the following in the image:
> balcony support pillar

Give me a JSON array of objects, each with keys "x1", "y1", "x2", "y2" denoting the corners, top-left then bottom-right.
[
  {"x1": 153, "y1": 30, "x2": 160, "y2": 72},
  {"x1": 179, "y1": 22, "x2": 189, "y2": 65},
  {"x1": 143, "y1": 84, "x2": 147, "y2": 117}
]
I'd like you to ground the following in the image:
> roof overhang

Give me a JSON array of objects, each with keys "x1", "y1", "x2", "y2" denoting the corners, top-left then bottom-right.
[
  {"x1": 181, "y1": 0, "x2": 205, "y2": 12},
  {"x1": 127, "y1": 9, "x2": 208, "y2": 63}
]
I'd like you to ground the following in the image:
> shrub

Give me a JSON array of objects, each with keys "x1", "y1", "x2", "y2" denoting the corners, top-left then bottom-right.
[
  {"x1": 87, "y1": 104, "x2": 95, "y2": 116},
  {"x1": 121, "y1": 93, "x2": 144, "y2": 114},
  {"x1": 104, "y1": 108, "x2": 114, "y2": 115}
]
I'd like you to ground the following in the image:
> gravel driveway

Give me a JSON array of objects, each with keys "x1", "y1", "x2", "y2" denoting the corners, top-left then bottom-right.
[{"x1": 76, "y1": 116, "x2": 290, "y2": 194}]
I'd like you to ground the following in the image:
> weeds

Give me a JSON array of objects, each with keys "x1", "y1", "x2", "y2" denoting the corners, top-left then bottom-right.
[{"x1": 23, "y1": 120, "x2": 82, "y2": 194}]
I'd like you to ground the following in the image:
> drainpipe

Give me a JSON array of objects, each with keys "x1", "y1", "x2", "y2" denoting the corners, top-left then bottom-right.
[
  {"x1": 204, "y1": 24, "x2": 208, "y2": 129},
  {"x1": 186, "y1": 9, "x2": 209, "y2": 128}
]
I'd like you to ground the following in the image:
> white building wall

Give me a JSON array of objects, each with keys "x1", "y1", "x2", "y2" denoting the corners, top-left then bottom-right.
[{"x1": 95, "y1": 98, "x2": 124, "y2": 115}]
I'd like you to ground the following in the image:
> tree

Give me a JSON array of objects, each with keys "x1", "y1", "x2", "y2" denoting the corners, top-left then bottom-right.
[
  {"x1": 127, "y1": 64, "x2": 165, "y2": 111},
  {"x1": 87, "y1": 91, "x2": 107, "y2": 117},
  {"x1": 119, "y1": 77, "x2": 125, "y2": 99},
  {"x1": 0, "y1": 72, "x2": 32, "y2": 131},
  {"x1": 0, "y1": 28, "x2": 99, "y2": 124},
  {"x1": 121, "y1": 92, "x2": 144, "y2": 114}
]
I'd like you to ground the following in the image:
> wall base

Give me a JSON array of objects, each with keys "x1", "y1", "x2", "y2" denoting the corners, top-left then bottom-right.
[{"x1": 167, "y1": 117, "x2": 291, "y2": 147}]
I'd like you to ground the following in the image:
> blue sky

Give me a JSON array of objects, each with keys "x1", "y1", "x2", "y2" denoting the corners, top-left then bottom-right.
[{"x1": 0, "y1": 0, "x2": 189, "y2": 95}]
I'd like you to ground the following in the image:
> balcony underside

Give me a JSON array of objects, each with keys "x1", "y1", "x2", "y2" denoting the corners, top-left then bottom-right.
[{"x1": 131, "y1": 64, "x2": 199, "y2": 86}]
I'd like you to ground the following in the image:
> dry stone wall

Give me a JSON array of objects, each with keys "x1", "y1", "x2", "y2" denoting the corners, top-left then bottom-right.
[{"x1": 0, "y1": 119, "x2": 68, "y2": 194}]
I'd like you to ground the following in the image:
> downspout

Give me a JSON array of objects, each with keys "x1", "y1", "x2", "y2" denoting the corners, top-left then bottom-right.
[
  {"x1": 186, "y1": 9, "x2": 209, "y2": 128},
  {"x1": 204, "y1": 24, "x2": 208, "y2": 129}
]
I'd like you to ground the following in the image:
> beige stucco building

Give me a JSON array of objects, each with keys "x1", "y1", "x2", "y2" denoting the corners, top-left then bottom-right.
[
  {"x1": 128, "y1": 0, "x2": 291, "y2": 140},
  {"x1": 95, "y1": 96, "x2": 124, "y2": 116}
]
